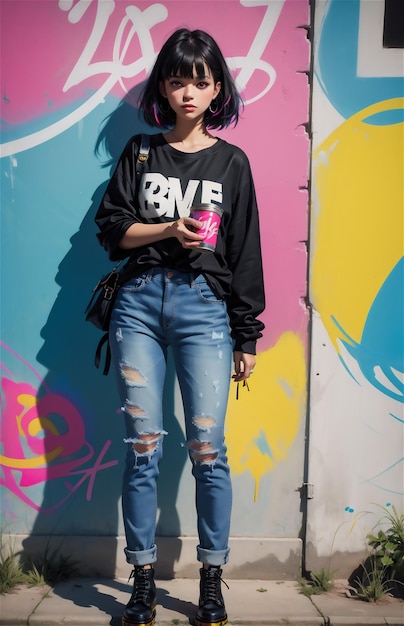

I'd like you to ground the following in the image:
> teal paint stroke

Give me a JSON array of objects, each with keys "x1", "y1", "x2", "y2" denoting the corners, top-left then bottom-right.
[
  {"x1": 316, "y1": 0, "x2": 404, "y2": 124},
  {"x1": 333, "y1": 257, "x2": 404, "y2": 403},
  {"x1": 254, "y1": 430, "x2": 274, "y2": 460}
]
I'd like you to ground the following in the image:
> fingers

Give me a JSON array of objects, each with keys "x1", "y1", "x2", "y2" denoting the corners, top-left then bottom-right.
[
  {"x1": 232, "y1": 351, "x2": 256, "y2": 382},
  {"x1": 184, "y1": 216, "x2": 202, "y2": 231},
  {"x1": 176, "y1": 217, "x2": 205, "y2": 248}
]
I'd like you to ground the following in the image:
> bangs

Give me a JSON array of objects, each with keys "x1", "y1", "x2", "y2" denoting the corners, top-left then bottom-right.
[
  {"x1": 140, "y1": 28, "x2": 241, "y2": 129},
  {"x1": 162, "y1": 47, "x2": 208, "y2": 80}
]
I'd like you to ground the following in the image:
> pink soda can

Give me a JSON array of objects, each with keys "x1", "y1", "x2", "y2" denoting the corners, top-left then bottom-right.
[{"x1": 190, "y1": 203, "x2": 223, "y2": 252}]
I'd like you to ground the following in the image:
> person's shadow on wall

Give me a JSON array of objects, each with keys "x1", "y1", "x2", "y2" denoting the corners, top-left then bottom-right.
[{"x1": 23, "y1": 86, "x2": 187, "y2": 592}]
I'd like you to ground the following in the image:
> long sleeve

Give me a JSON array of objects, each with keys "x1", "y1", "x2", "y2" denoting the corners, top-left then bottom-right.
[
  {"x1": 225, "y1": 155, "x2": 265, "y2": 354},
  {"x1": 95, "y1": 136, "x2": 141, "y2": 261}
]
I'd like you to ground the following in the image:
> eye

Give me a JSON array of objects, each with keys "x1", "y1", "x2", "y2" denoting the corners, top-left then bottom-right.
[
  {"x1": 197, "y1": 81, "x2": 209, "y2": 88},
  {"x1": 169, "y1": 79, "x2": 182, "y2": 87}
]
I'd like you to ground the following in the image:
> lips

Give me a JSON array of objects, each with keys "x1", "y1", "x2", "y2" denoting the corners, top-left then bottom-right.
[{"x1": 182, "y1": 104, "x2": 196, "y2": 110}]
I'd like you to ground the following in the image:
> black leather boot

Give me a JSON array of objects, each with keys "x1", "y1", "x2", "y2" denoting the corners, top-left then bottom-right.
[
  {"x1": 195, "y1": 566, "x2": 228, "y2": 626},
  {"x1": 122, "y1": 566, "x2": 156, "y2": 626}
]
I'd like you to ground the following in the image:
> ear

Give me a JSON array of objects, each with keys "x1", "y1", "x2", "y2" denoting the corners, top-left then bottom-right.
[
  {"x1": 159, "y1": 81, "x2": 167, "y2": 98},
  {"x1": 213, "y1": 81, "x2": 221, "y2": 98}
]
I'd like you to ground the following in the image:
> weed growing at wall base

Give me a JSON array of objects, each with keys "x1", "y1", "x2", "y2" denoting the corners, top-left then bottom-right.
[
  {"x1": 0, "y1": 535, "x2": 78, "y2": 594},
  {"x1": 367, "y1": 504, "x2": 404, "y2": 589},
  {"x1": 31, "y1": 545, "x2": 79, "y2": 584},
  {"x1": 298, "y1": 567, "x2": 334, "y2": 596},
  {"x1": 349, "y1": 505, "x2": 404, "y2": 601},
  {"x1": 350, "y1": 556, "x2": 395, "y2": 603},
  {"x1": 0, "y1": 547, "x2": 27, "y2": 594}
]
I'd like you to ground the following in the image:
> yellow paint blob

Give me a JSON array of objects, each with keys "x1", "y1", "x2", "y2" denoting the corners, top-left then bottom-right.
[
  {"x1": 16, "y1": 393, "x2": 37, "y2": 438},
  {"x1": 18, "y1": 393, "x2": 37, "y2": 408},
  {"x1": 311, "y1": 98, "x2": 403, "y2": 348},
  {"x1": 28, "y1": 417, "x2": 59, "y2": 437},
  {"x1": 226, "y1": 332, "x2": 306, "y2": 499},
  {"x1": 0, "y1": 448, "x2": 63, "y2": 469}
]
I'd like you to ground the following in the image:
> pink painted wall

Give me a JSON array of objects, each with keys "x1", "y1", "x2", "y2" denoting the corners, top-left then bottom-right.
[{"x1": 1, "y1": 0, "x2": 310, "y2": 558}]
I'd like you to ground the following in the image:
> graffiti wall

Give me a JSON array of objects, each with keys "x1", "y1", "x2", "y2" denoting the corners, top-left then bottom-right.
[
  {"x1": 1, "y1": 0, "x2": 310, "y2": 577},
  {"x1": 307, "y1": 0, "x2": 404, "y2": 574}
]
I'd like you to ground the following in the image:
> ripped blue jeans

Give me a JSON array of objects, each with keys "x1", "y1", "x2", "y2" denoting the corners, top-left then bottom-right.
[{"x1": 109, "y1": 268, "x2": 233, "y2": 567}]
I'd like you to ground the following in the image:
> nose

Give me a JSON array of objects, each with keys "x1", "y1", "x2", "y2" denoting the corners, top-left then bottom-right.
[{"x1": 183, "y1": 84, "x2": 194, "y2": 100}]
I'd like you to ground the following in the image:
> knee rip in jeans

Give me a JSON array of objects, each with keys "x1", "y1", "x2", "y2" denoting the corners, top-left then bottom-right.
[
  {"x1": 124, "y1": 431, "x2": 165, "y2": 459},
  {"x1": 189, "y1": 415, "x2": 219, "y2": 464},
  {"x1": 193, "y1": 415, "x2": 216, "y2": 430},
  {"x1": 120, "y1": 364, "x2": 147, "y2": 387},
  {"x1": 188, "y1": 440, "x2": 218, "y2": 465},
  {"x1": 124, "y1": 401, "x2": 148, "y2": 419}
]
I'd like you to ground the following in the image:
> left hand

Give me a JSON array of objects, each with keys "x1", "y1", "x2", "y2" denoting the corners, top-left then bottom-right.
[{"x1": 232, "y1": 351, "x2": 256, "y2": 382}]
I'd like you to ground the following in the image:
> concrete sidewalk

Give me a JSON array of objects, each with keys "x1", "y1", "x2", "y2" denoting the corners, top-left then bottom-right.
[{"x1": 1, "y1": 578, "x2": 403, "y2": 626}]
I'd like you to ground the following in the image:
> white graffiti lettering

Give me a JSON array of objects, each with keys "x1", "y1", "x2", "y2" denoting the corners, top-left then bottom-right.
[
  {"x1": 235, "y1": 0, "x2": 284, "y2": 103},
  {"x1": 60, "y1": 0, "x2": 164, "y2": 90},
  {"x1": 1, "y1": 0, "x2": 284, "y2": 156}
]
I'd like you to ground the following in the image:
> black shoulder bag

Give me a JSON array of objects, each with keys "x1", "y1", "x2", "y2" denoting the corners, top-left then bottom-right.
[{"x1": 85, "y1": 134, "x2": 150, "y2": 374}]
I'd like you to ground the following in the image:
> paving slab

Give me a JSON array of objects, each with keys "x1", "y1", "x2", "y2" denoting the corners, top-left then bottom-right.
[
  {"x1": 1, "y1": 579, "x2": 321, "y2": 626},
  {"x1": 0, "y1": 584, "x2": 51, "y2": 625},
  {"x1": 310, "y1": 582, "x2": 404, "y2": 626},
  {"x1": 1, "y1": 578, "x2": 403, "y2": 626}
]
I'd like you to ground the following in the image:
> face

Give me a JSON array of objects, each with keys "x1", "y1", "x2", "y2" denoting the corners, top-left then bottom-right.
[{"x1": 160, "y1": 63, "x2": 221, "y2": 122}]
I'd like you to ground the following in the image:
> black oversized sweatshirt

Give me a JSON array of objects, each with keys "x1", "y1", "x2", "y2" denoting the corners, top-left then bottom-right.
[{"x1": 95, "y1": 133, "x2": 265, "y2": 354}]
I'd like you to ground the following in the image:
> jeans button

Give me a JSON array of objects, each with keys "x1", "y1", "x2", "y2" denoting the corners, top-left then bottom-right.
[{"x1": 167, "y1": 271, "x2": 173, "y2": 279}]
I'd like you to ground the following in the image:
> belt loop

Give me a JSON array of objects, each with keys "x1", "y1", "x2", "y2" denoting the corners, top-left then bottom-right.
[{"x1": 145, "y1": 268, "x2": 154, "y2": 283}]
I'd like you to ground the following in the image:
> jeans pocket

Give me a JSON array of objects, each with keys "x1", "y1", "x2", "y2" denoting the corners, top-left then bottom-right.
[
  {"x1": 195, "y1": 277, "x2": 223, "y2": 304},
  {"x1": 121, "y1": 273, "x2": 149, "y2": 293}
]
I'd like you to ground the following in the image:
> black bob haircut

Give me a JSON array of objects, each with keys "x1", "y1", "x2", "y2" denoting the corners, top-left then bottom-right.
[{"x1": 139, "y1": 28, "x2": 242, "y2": 130}]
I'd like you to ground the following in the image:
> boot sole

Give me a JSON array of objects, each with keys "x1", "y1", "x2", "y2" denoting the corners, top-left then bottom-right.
[
  {"x1": 195, "y1": 618, "x2": 228, "y2": 626},
  {"x1": 122, "y1": 608, "x2": 156, "y2": 626}
]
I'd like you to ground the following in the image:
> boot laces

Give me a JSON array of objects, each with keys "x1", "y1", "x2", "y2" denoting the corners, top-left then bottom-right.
[
  {"x1": 128, "y1": 567, "x2": 152, "y2": 604},
  {"x1": 202, "y1": 568, "x2": 229, "y2": 604}
]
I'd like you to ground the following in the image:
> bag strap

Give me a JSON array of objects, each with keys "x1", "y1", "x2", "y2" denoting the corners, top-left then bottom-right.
[
  {"x1": 95, "y1": 332, "x2": 111, "y2": 375},
  {"x1": 114, "y1": 135, "x2": 148, "y2": 269},
  {"x1": 136, "y1": 134, "x2": 150, "y2": 179},
  {"x1": 93, "y1": 135, "x2": 150, "y2": 377}
]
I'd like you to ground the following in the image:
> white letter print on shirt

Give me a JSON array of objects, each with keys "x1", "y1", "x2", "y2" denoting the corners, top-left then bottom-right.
[{"x1": 139, "y1": 174, "x2": 223, "y2": 218}]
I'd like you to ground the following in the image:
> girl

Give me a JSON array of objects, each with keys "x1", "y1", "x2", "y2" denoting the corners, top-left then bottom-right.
[{"x1": 95, "y1": 28, "x2": 265, "y2": 626}]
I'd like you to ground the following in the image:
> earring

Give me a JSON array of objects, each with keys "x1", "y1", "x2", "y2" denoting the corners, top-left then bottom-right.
[{"x1": 209, "y1": 99, "x2": 219, "y2": 114}]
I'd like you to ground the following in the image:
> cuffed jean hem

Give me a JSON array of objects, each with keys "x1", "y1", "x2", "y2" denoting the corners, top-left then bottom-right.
[
  {"x1": 124, "y1": 544, "x2": 157, "y2": 566},
  {"x1": 197, "y1": 546, "x2": 230, "y2": 567}
]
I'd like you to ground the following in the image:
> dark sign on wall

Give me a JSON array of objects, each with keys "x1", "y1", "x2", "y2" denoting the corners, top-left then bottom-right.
[{"x1": 384, "y1": 0, "x2": 404, "y2": 47}]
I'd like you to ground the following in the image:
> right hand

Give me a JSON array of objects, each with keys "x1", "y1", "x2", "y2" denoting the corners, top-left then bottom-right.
[{"x1": 170, "y1": 217, "x2": 205, "y2": 249}]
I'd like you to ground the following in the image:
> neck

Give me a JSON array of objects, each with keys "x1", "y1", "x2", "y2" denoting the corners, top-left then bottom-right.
[
  {"x1": 165, "y1": 123, "x2": 217, "y2": 153},
  {"x1": 174, "y1": 119, "x2": 210, "y2": 139}
]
